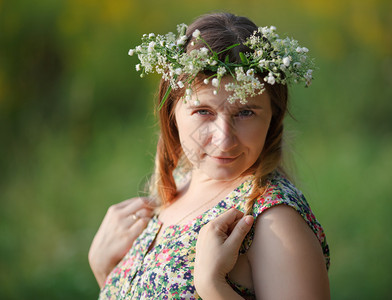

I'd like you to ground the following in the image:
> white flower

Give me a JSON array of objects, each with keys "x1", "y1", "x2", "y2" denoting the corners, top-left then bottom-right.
[
  {"x1": 282, "y1": 57, "x2": 290, "y2": 67},
  {"x1": 296, "y1": 46, "x2": 309, "y2": 54},
  {"x1": 130, "y1": 23, "x2": 315, "y2": 104},
  {"x1": 246, "y1": 69, "x2": 254, "y2": 76},
  {"x1": 304, "y1": 69, "x2": 313, "y2": 83},
  {"x1": 293, "y1": 62, "x2": 301, "y2": 68},
  {"x1": 213, "y1": 90, "x2": 218, "y2": 95},
  {"x1": 193, "y1": 99, "x2": 200, "y2": 106},
  {"x1": 258, "y1": 59, "x2": 267, "y2": 68},
  {"x1": 261, "y1": 27, "x2": 269, "y2": 35},
  {"x1": 265, "y1": 72, "x2": 275, "y2": 85},
  {"x1": 212, "y1": 78, "x2": 219, "y2": 87},
  {"x1": 148, "y1": 41, "x2": 155, "y2": 53},
  {"x1": 177, "y1": 35, "x2": 187, "y2": 46},
  {"x1": 192, "y1": 29, "x2": 201, "y2": 38},
  {"x1": 217, "y1": 67, "x2": 226, "y2": 77},
  {"x1": 200, "y1": 47, "x2": 208, "y2": 55},
  {"x1": 185, "y1": 95, "x2": 191, "y2": 101},
  {"x1": 267, "y1": 77, "x2": 275, "y2": 84}
]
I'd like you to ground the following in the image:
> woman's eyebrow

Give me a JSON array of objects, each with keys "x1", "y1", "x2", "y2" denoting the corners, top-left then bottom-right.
[
  {"x1": 235, "y1": 104, "x2": 263, "y2": 109},
  {"x1": 186, "y1": 103, "x2": 263, "y2": 110},
  {"x1": 186, "y1": 103, "x2": 213, "y2": 110}
]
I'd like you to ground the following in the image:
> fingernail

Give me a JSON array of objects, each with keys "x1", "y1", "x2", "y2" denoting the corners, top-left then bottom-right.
[{"x1": 244, "y1": 215, "x2": 253, "y2": 226}]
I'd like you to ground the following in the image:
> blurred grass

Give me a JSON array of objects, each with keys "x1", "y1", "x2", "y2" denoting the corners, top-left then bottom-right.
[{"x1": 1, "y1": 0, "x2": 391, "y2": 299}]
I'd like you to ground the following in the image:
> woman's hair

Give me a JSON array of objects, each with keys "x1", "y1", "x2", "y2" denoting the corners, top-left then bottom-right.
[{"x1": 152, "y1": 12, "x2": 288, "y2": 214}]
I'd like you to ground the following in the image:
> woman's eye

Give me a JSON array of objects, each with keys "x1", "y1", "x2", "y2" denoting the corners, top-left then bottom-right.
[
  {"x1": 237, "y1": 110, "x2": 254, "y2": 117},
  {"x1": 196, "y1": 109, "x2": 211, "y2": 116}
]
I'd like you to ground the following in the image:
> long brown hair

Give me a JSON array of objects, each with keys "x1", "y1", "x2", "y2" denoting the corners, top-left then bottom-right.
[{"x1": 152, "y1": 12, "x2": 289, "y2": 214}]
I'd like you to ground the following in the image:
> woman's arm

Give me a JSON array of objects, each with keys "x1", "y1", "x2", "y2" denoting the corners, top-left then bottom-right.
[
  {"x1": 88, "y1": 197, "x2": 154, "y2": 288},
  {"x1": 194, "y1": 208, "x2": 253, "y2": 299},
  {"x1": 248, "y1": 205, "x2": 330, "y2": 299}
]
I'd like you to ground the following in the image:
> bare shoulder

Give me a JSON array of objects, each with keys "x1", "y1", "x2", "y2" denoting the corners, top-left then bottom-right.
[{"x1": 248, "y1": 204, "x2": 330, "y2": 300}]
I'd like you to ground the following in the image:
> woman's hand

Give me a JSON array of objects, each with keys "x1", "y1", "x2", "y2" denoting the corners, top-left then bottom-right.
[
  {"x1": 194, "y1": 208, "x2": 253, "y2": 299},
  {"x1": 88, "y1": 197, "x2": 155, "y2": 288}
]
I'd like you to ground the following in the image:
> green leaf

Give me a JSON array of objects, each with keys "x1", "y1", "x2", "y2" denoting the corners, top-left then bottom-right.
[
  {"x1": 216, "y1": 43, "x2": 240, "y2": 55},
  {"x1": 224, "y1": 55, "x2": 230, "y2": 64},
  {"x1": 158, "y1": 85, "x2": 172, "y2": 111},
  {"x1": 239, "y1": 52, "x2": 249, "y2": 65}
]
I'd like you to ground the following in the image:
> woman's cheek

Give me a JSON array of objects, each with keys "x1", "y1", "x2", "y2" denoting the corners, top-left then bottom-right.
[{"x1": 179, "y1": 130, "x2": 203, "y2": 164}]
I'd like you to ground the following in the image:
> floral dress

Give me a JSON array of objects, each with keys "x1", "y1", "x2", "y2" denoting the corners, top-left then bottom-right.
[{"x1": 99, "y1": 171, "x2": 330, "y2": 299}]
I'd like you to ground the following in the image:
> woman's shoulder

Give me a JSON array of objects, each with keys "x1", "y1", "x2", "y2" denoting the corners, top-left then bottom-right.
[
  {"x1": 253, "y1": 171, "x2": 310, "y2": 215},
  {"x1": 241, "y1": 171, "x2": 330, "y2": 269}
]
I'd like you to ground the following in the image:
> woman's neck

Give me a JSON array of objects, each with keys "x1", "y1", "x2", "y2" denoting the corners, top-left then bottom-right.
[{"x1": 186, "y1": 168, "x2": 251, "y2": 195}]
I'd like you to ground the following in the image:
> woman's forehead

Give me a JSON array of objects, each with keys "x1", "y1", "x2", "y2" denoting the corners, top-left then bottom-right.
[
  {"x1": 192, "y1": 76, "x2": 269, "y2": 104},
  {"x1": 185, "y1": 98, "x2": 265, "y2": 110},
  {"x1": 189, "y1": 87, "x2": 269, "y2": 110}
]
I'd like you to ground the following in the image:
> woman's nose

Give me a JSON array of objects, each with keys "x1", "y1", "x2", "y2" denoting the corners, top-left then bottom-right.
[{"x1": 210, "y1": 115, "x2": 238, "y2": 151}]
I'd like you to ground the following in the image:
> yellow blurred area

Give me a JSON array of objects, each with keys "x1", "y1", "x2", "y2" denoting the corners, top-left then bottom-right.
[
  {"x1": 349, "y1": 1, "x2": 390, "y2": 55},
  {"x1": 313, "y1": 28, "x2": 347, "y2": 60},
  {"x1": 297, "y1": 0, "x2": 346, "y2": 17},
  {"x1": 297, "y1": 0, "x2": 391, "y2": 55},
  {"x1": 58, "y1": 0, "x2": 137, "y2": 36}
]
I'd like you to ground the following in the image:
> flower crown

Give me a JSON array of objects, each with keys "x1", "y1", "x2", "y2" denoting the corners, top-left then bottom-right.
[{"x1": 128, "y1": 23, "x2": 314, "y2": 107}]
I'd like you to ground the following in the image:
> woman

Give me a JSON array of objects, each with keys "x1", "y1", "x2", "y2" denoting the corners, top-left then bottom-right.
[{"x1": 89, "y1": 12, "x2": 330, "y2": 299}]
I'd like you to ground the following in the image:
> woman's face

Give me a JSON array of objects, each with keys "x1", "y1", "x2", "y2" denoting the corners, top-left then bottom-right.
[{"x1": 174, "y1": 77, "x2": 272, "y2": 181}]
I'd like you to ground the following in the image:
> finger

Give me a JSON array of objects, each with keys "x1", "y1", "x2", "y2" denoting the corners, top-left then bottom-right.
[
  {"x1": 125, "y1": 208, "x2": 154, "y2": 227},
  {"x1": 227, "y1": 217, "x2": 240, "y2": 235},
  {"x1": 121, "y1": 198, "x2": 155, "y2": 216},
  {"x1": 211, "y1": 208, "x2": 244, "y2": 231},
  {"x1": 135, "y1": 208, "x2": 155, "y2": 218},
  {"x1": 225, "y1": 215, "x2": 253, "y2": 249},
  {"x1": 127, "y1": 217, "x2": 150, "y2": 241},
  {"x1": 106, "y1": 198, "x2": 144, "y2": 217}
]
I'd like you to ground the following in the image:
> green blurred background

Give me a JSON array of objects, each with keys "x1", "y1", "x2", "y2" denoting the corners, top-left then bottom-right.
[{"x1": 1, "y1": 0, "x2": 391, "y2": 299}]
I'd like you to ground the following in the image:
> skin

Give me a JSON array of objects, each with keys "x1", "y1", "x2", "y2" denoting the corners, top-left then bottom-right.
[
  {"x1": 156, "y1": 77, "x2": 272, "y2": 240},
  {"x1": 195, "y1": 205, "x2": 330, "y2": 299},
  {"x1": 88, "y1": 197, "x2": 154, "y2": 288},
  {"x1": 173, "y1": 78, "x2": 329, "y2": 298},
  {"x1": 89, "y1": 77, "x2": 330, "y2": 298},
  {"x1": 174, "y1": 77, "x2": 272, "y2": 182},
  {"x1": 195, "y1": 208, "x2": 254, "y2": 300}
]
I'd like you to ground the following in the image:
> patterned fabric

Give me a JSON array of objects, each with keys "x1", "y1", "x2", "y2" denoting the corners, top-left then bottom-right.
[{"x1": 99, "y1": 171, "x2": 330, "y2": 299}]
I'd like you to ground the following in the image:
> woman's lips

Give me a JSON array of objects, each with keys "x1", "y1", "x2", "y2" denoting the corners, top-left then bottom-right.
[{"x1": 209, "y1": 155, "x2": 240, "y2": 164}]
